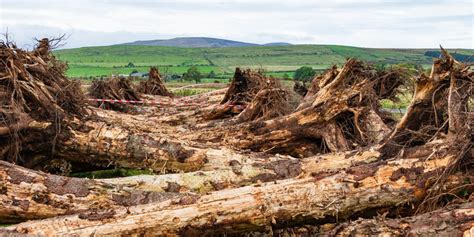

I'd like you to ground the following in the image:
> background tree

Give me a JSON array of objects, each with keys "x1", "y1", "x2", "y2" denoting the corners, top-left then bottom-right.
[
  {"x1": 183, "y1": 66, "x2": 202, "y2": 83},
  {"x1": 282, "y1": 73, "x2": 290, "y2": 80},
  {"x1": 293, "y1": 66, "x2": 315, "y2": 82}
]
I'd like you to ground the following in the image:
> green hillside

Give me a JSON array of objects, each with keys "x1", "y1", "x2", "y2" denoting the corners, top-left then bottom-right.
[{"x1": 54, "y1": 45, "x2": 474, "y2": 78}]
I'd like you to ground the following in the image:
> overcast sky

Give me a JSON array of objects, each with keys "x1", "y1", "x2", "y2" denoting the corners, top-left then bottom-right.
[{"x1": 0, "y1": 0, "x2": 472, "y2": 49}]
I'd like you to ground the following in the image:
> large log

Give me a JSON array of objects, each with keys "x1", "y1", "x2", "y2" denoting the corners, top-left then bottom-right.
[
  {"x1": 100, "y1": 148, "x2": 380, "y2": 193},
  {"x1": 1, "y1": 144, "x2": 457, "y2": 235},
  {"x1": 0, "y1": 161, "x2": 188, "y2": 223},
  {"x1": 325, "y1": 202, "x2": 474, "y2": 236},
  {"x1": 0, "y1": 145, "x2": 381, "y2": 221},
  {"x1": 266, "y1": 202, "x2": 474, "y2": 236}
]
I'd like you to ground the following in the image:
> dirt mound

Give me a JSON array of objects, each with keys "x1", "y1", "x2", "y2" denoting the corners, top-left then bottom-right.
[
  {"x1": 0, "y1": 38, "x2": 88, "y2": 162},
  {"x1": 89, "y1": 77, "x2": 141, "y2": 111},
  {"x1": 137, "y1": 67, "x2": 173, "y2": 96}
]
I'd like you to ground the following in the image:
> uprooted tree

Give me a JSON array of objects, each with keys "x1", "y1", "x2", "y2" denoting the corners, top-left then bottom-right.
[
  {"x1": 89, "y1": 76, "x2": 141, "y2": 111},
  {"x1": 0, "y1": 39, "x2": 472, "y2": 236},
  {"x1": 225, "y1": 59, "x2": 406, "y2": 157},
  {"x1": 0, "y1": 38, "x2": 88, "y2": 166},
  {"x1": 137, "y1": 67, "x2": 173, "y2": 97},
  {"x1": 205, "y1": 68, "x2": 298, "y2": 122}
]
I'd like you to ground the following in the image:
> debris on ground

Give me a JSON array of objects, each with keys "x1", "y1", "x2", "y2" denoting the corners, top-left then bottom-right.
[{"x1": 0, "y1": 42, "x2": 472, "y2": 236}]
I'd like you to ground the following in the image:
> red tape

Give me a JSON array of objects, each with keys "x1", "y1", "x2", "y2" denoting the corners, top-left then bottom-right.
[
  {"x1": 88, "y1": 98, "x2": 245, "y2": 109},
  {"x1": 87, "y1": 98, "x2": 203, "y2": 107}
]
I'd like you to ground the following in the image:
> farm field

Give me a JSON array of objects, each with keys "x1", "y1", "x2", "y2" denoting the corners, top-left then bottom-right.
[{"x1": 55, "y1": 44, "x2": 474, "y2": 78}]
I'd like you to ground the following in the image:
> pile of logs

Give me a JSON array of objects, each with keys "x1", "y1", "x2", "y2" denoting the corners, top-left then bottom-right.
[{"x1": 0, "y1": 39, "x2": 472, "y2": 236}]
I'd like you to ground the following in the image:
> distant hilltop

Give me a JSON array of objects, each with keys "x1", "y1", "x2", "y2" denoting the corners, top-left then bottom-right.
[{"x1": 119, "y1": 37, "x2": 292, "y2": 48}]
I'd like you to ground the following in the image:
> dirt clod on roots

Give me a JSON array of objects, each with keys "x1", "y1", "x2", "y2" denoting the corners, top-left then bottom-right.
[
  {"x1": 0, "y1": 38, "x2": 88, "y2": 162},
  {"x1": 88, "y1": 77, "x2": 141, "y2": 111},
  {"x1": 137, "y1": 67, "x2": 173, "y2": 97}
]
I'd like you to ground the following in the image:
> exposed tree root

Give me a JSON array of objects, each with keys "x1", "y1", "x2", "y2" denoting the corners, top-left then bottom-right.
[
  {"x1": 137, "y1": 67, "x2": 173, "y2": 96},
  {"x1": 205, "y1": 68, "x2": 281, "y2": 120},
  {"x1": 88, "y1": 76, "x2": 140, "y2": 111},
  {"x1": 0, "y1": 38, "x2": 88, "y2": 164},
  {"x1": 227, "y1": 59, "x2": 405, "y2": 157}
]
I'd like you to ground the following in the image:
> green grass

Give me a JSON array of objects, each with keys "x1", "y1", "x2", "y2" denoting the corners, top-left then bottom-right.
[
  {"x1": 172, "y1": 88, "x2": 216, "y2": 97},
  {"x1": 55, "y1": 44, "x2": 473, "y2": 78},
  {"x1": 66, "y1": 65, "x2": 222, "y2": 78}
]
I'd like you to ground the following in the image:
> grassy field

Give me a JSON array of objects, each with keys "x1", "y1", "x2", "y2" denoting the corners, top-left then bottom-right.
[{"x1": 55, "y1": 45, "x2": 474, "y2": 78}]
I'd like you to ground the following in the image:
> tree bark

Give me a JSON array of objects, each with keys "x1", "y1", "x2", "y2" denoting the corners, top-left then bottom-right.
[
  {"x1": 0, "y1": 146, "x2": 381, "y2": 221},
  {"x1": 269, "y1": 202, "x2": 474, "y2": 236},
  {"x1": 0, "y1": 160, "x2": 188, "y2": 223},
  {"x1": 1, "y1": 143, "x2": 456, "y2": 235}
]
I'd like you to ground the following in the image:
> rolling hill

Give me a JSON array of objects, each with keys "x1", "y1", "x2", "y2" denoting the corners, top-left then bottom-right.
[
  {"x1": 54, "y1": 44, "x2": 474, "y2": 78},
  {"x1": 120, "y1": 37, "x2": 291, "y2": 48}
]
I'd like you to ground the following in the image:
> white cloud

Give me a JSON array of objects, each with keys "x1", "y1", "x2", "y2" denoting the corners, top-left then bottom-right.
[{"x1": 0, "y1": 0, "x2": 472, "y2": 48}]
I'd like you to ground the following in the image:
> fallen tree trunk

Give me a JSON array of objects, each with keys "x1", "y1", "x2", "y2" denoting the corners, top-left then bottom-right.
[
  {"x1": 0, "y1": 146, "x2": 381, "y2": 221},
  {"x1": 52, "y1": 117, "x2": 208, "y2": 173},
  {"x1": 0, "y1": 160, "x2": 188, "y2": 223},
  {"x1": 100, "y1": 148, "x2": 380, "y2": 193},
  {"x1": 325, "y1": 202, "x2": 474, "y2": 236},
  {"x1": 267, "y1": 202, "x2": 474, "y2": 236},
  {"x1": 1, "y1": 146, "x2": 456, "y2": 235}
]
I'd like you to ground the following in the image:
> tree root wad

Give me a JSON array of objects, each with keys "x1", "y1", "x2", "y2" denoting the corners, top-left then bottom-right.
[{"x1": 228, "y1": 59, "x2": 406, "y2": 157}]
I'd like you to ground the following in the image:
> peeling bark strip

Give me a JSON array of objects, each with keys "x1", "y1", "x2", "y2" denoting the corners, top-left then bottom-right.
[
  {"x1": 0, "y1": 161, "x2": 185, "y2": 222},
  {"x1": 2, "y1": 152, "x2": 452, "y2": 235}
]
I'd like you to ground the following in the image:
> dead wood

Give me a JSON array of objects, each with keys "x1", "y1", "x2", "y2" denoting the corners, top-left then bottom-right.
[
  {"x1": 233, "y1": 87, "x2": 299, "y2": 123},
  {"x1": 0, "y1": 38, "x2": 88, "y2": 164},
  {"x1": 205, "y1": 68, "x2": 281, "y2": 120},
  {"x1": 0, "y1": 42, "x2": 471, "y2": 235},
  {"x1": 0, "y1": 160, "x2": 189, "y2": 223},
  {"x1": 261, "y1": 202, "x2": 474, "y2": 236},
  {"x1": 0, "y1": 147, "x2": 377, "y2": 221},
  {"x1": 1, "y1": 144, "x2": 460, "y2": 235},
  {"x1": 137, "y1": 67, "x2": 173, "y2": 96},
  {"x1": 228, "y1": 59, "x2": 405, "y2": 157},
  {"x1": 88, "y1": 76, "x2": 140, "y2": 111},
  {"x1": 380, "y1": 48, "x2": 472, "y2": 158}
]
